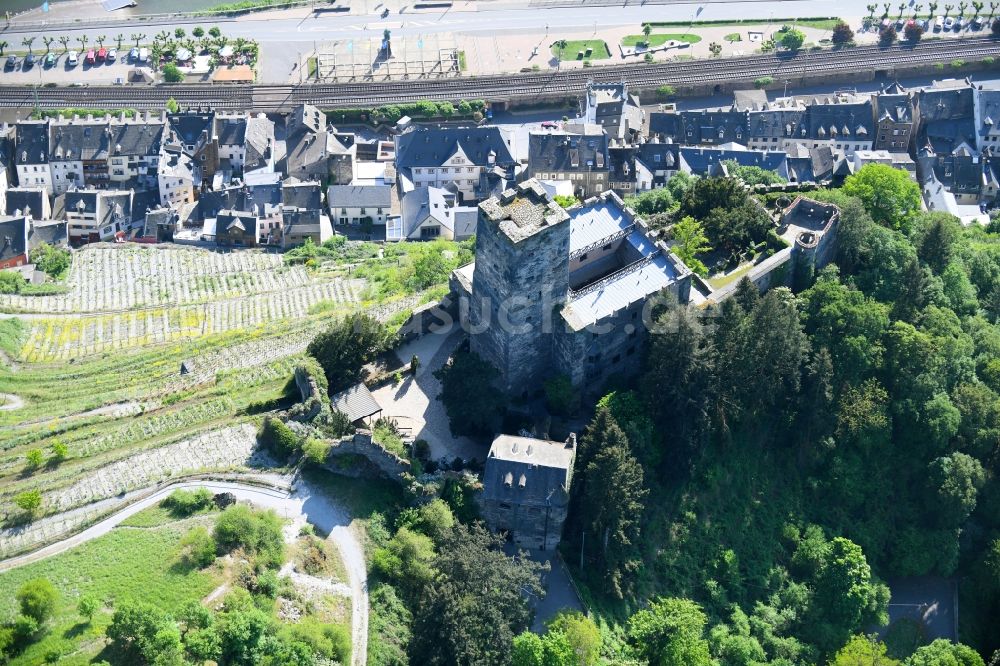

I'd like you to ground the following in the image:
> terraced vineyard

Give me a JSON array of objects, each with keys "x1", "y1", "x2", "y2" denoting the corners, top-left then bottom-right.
[{"x1": 0, "y1": 243, "x2": 426, "y2": 557}]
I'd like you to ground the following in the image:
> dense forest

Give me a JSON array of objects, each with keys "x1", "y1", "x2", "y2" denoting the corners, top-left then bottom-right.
[{"x1": 554, "y1": 171, "x2": 1000, "y2": 665}]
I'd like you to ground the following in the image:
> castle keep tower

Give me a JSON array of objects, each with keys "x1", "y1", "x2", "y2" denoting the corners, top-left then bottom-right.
[{"x1": 469, "y1": 180, "x2": 570, "y2": 395}]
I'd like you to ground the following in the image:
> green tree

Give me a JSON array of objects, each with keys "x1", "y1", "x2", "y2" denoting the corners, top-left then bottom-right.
[
  {"x1": 576, "y1": 417, "x2": 647, "y2": 599},
  {"x1": 308, "y1": 313, "x2": 393, "y2": 394},
  {"x1": 808, "y1": 537, "x2": 890, "y2": 652},
  {"x1": 926, "y1": 452, "x2": 986, "y2": 527},
  {"x1": 162, "y1": 63, "x2": 184, "y2": 83},
  {"x1": 627, "y1": 597, "x2": 713, "y2": 666},
  {"x1": 17, "y1": 579, "x2": 58, "y2": 624},
  {"x1": 781, "y1": 28, "x2": 806, "y2": 49},
  {"x1": 547, "y1": 611, "x2": 601, "y2": 665},
  {"x1": 915, "y1": 212, "x2": 962, "y2": 274},
  {"x1": 513, "y1": 632, "x2": 545, "y2": 666},
  {"x1": 78, "y1": 595, "x2": 99, "y2": 623},
  {"x1": 409, "y1": 523, "x2": 547, "y2": 665},
  {"x1": 166, "y1": 97, "x2": 179, "y2": 113},
  {"x1": 843, "y1": 163, "x2": 922, "y2": 233},
  {"x1": 830, "y1": 635, "x2": 903, "y2": 666},
  {"x1": 434, "y1": 349, "x2": 507, "y2": 437},
  {"x1": 670, "y1": 216, "x2": 710, "y2": 274},
  {"x1": 49, "y1": 441, "x2": 68, "y2": 463},
  {"x1": 906, "y1": 639, "x2": 985, "y2": 666}
]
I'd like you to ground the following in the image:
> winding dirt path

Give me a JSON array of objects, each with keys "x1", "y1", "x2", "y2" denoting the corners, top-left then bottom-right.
[{"x1": 0, "y1": 478, "x2": 369, "y2": 666}]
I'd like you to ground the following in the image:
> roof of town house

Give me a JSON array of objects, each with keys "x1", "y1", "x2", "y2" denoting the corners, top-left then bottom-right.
[
  {"x1": 49, "y1": 119, "x2": 114, "y2": 161},
  {"x1": 975, "y1": 87, "x2": 1000, "y2": 140},
  {"x1": 528, "y1": 129, "x2": 609, "y2": 173},
  {"x1": 876, "y1": 92, "x2": 913, "y2": 124},
  {"x1": 216, "y1": 115, "x2": 248, "y2": 147},
  {"x1": 167, "y1": 108, "x2": 216, "y2": 151},
  {"x1": 158, "y1": 149, "x2": 197, "y2": 181},
  {"x1": 916, "y1": 80, "x2": 974, "y2": 123},
  {"x1": 15, "y1": 121, "x2": 49, "y2": 165},
  {"x1": 608, "y1": 145, "x2": 637, "y2": 182},
  {"x1": 649, "y1": 109, "x2": 750, "y2": 145},
  {"x1": 588, "y1": 82, "x2": 643, "y2": 140},
  {"x1": 0, "y1": 215, "x2": 29, "y2": 262},
  {"x1": 634, "y1": 141, "x2": 678, "y2": 172},
  {"x1": 453, "y1": 209, "x2": 478, "y2": 239},
  {"x1": 28, "y1": 219, "x2": 67, "y2": 249},
  {"x1": 4, "y1": 188, "x2": 48, "y2": 218},
  {"x1": 679, "y1": 146, "x2": 789, "y2": 178},
  {"x1": 282, "y1": 208, "x2": 328, "y2": 235},
  {"x1": 286, "y1": 129, "x2": 335, "y2": 173},
  {"x1": 199, "y1": 180, "x2": 281, "y2": 220},
  {"x1": 327, "y1": 184, "x2": 392, "y2": 209},
  {"x1": 926, "y1": 153, "x2": 984, "y2": 194},
  {"x1": 803, "y1": 96, "x2": 874, "y2": 141},
  {"x1": 330, "y1": 382, "x2": 382, "y2": 423},
  {"x1": 482, "y1": 434, "x2": 576, "y2": 505},
  {"x1": 282, "y1": 179, "x2": 323, "y2": 210},
  {"x1": 733, "y1": 88, "x2": 770, "y2": 112},
  {"x1": 110, "y1": 120, "x2": 166, "y2": 157},
  {"x1": 244, "y1": 114, "x2": 274, "y2": 171},
  {"x1": 217, "y1": 208, "x2": 260, "y2": 232},
  {"x1": 65, "y1": 189, "x2": 133, "y2": 230},
  {"x1": 479, "y1": 179, "x2": 569, "y2": 243},
  {"x1": 748, "y1": 107, "x2": 807, "y2": 139},
  {"x1": 288, "y1": 103, "x2": 326, "y2": 139},
  {"x1": 395, "y1": 126, "x2": 515, "y2": 169}
]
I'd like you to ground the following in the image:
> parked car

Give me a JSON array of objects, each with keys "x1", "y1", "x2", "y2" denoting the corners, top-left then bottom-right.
[
  {"x1": 67, "y1": 51, "x2": 79, "y2": 66},
  {"x1": 24, "y1": 53, "x2": 35, "y2": 68},
  {"x1": 84, "y1": 49, "x2": 96, "y2": 65},
  {"x1": 541, "y1": 121, "x2": 559, "y2": 129},
  {"x1": 935, "y1": 15, "x2": 945, "y2": 29},
  {"x1": 944, "y1": 16, "x2": 955, "y2": 29},
  {"x1": 954, "y1": 17, "x2": 964, "y2": 29},
  {"x1": 4, "y1": 55, "x2": 16, "y2": 70},
  {"x1": 128, "y1": 47, "x2": 139, "y2": 61},
  {"x1": 107, "y1": 48, "x2": 117, "y2": 62},
  {"x1": 96, "y1": 47, "x2": 107, "y2": 62},
  {"x1": 973, "y1": 16, "x2": 984, "y2": 28},
  {"x1": 138, "y1": 47, "x2": 148, "y2": 62},
  {"x1": 44, "y1": 52, "x2": 55, "y2": 67}
]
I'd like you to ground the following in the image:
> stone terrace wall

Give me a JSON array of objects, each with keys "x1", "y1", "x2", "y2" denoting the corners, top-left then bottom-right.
[{"x1": 324, "y1": 430, "x2": 409, "y2": 480}]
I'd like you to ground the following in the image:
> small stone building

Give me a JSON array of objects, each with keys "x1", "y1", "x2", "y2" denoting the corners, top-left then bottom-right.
[{"x1": 480, "y1": 433, "x2": 576, "y2": 551}]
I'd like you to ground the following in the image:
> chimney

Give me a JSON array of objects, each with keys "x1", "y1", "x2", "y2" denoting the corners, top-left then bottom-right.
[{"x1": 565, "y1": 433, "x2": 576, "y2": 449}]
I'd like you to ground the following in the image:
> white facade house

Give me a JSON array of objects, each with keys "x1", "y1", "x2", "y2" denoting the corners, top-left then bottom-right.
[
  {"x1": 327, "y1": 185, "x2": 392, "y2": 226},
  {"x1": 158, "y1": 150, "x2": 198, "y2": 207}
]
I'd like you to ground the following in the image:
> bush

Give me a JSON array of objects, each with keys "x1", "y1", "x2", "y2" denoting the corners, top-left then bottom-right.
[
  {"x1": 879, "y1": 25, "x2": 897, "y2": 45},
  {"x1": 161, "y1": 487, "x2": 214, "y2": 516},
  {"x1": 753, "y1": 76, "x2": 773, "y2": 88},
  {"x1": 0, "y1": 271, "x2": 26, "y2": 295},
  {"x1": 307, "y1": 313, "x2": 394, "y2": 394},
  {"x1": 259, "y1": 416, "x2": 301, "y2": 460},
  {"x1": 77, "y1": 596, "x2": 99, "y2": 622},
  {"x1": 213, "y1": 504, "x2": 285, "y2": 568},
  {"x1": 780, "y1": 28, "x2": 806, "y2": 50},
  {"x1": 904, "y1": 21, "x2": 924, "y2": 41},
  {"x1": 180, "y1": 526, "x2": 217, "y2": 568},
  {"x1": 29, "y1": 243, "x2": 70, "y2": 280},
  {"x1": 17, "y1": 579, "x2": 58, "y2": 624},
  {"x1": 302, "y1": 437, "x2": 331, "y2": 465},
  {"x1": 161, "y1": 62, "x2": 184, "y2": 82},
  {"x1": 14, "y1": 489, "x2": 42, "y2": 516},
  {"x1": 24, "y1": 449, "x2": 44, "y2": 470}
]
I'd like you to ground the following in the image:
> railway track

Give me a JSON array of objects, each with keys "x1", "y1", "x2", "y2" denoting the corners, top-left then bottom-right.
[{"x1": 2, "y1": 37, "x2": 999, "y2": 113}]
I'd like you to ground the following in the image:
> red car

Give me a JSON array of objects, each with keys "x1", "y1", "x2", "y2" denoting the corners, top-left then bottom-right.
[
  {"x1": 96, "y1": 47, "x2": 107, "y2": 62},
  {"x1": 541, "y1": 121, "x2": 560, "y2": 129},
  {"x1": 84, "y1": 49, "x2": 96, "y2": 65}
]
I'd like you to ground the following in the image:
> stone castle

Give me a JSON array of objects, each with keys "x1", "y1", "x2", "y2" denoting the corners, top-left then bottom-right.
[{"x1": 451, "y1": 179, "x2": 692, "y2": 396}]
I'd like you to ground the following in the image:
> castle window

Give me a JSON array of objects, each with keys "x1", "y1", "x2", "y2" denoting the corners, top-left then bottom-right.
[
  {"x1": 602, "y1": 244, "x2": 611, "y2": 251},
  {"x1": 579, "y1": 253, "x2": 588, "y2": 261}
]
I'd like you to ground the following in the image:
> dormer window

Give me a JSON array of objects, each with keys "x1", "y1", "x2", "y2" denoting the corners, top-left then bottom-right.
[{"x1": 504, "y1": 472, "x2": 513, "y2": 487}]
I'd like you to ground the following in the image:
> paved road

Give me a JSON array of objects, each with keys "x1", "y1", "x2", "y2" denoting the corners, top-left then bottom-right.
[
  {"x1": 0, "y1": 478, "x2": 370, "y2": 666},
  {"x1": 0, "y1": 0, "x2": 899, "y2": 46}
]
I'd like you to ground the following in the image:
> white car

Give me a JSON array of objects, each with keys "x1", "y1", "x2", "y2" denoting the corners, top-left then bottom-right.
[
  {"x1": 67, "y1": 51, "x2": 79, "y2": 66},
  {"x1": 944, "y1": 15, "x2": 956, "y2": 29},
  {"x1": 107, "y1": 48, "x2": 117, "y2": 62},
  {"x1": 934, "y1": 15, "x2": 945, "y2": 29}
]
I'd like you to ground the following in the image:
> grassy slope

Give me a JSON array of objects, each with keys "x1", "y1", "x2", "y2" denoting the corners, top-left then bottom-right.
[
  {"x1": 551, "y1": 40, "x2": 612, "y2": 61},
  {"x1": 0, "y1": 519, "x2": 223, "y2": 665}
]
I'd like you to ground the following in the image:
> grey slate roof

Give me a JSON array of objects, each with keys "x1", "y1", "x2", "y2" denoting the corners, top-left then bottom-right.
[
  {"x1": 803, "y1": 98, "x2": 874, "y2": 141},
  {"x1": 28, "y1": 220, "x2": 66, "y2": 249},
  {"x1": 649, "y1": 109, "x2": 751, "y2": 145},
  {"x1": 0, "y1": 215, "x2": 29, "y2": 262},
  {"x1": 679, "y1": 146, "x2": 788, "y2": 178},
  {"x1": 282, "y1": 180, "x2": 323, "y2": 210},
  {"x1": 749, "y1": 107, "x2": 807, "y2": 140},
  {"x1": 482, "y1": 434, "x2": 575, "y2": 505},
  {"x1": 5, "y1": 188, "x2": 47, "y2": 218},
  {"x1": 528, "y1": 130, "x2": 609, "y2": 172},
  {"x1": 216, "y1": 116, "x2": 247, "y2": 147},
  {"x1": 876, "y1": 93, "x2": 913, "y2": 124},
  {"x1": 327, "y1": 184, "x2": 391, "y2": 209},
  {"x1": 282, "y1": 208, "x2": 323, "y2": 233},
  {"x1": 330, "y1": 382, "x2": 382, "y2": 422},
  {"x1": 395, "y1": 126, "x2": 515, "y2": 169},
  {"x1": 15, "y1": 122, "x2": 49, "y2": 166},
  {"x1": 49, "y1": 121, "x2": 111, "y2": 161}
]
